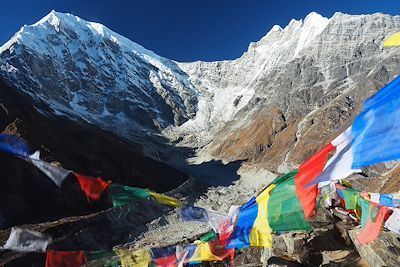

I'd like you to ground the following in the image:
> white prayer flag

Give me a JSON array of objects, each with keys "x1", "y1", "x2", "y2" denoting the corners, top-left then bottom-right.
[
  {"x1": 29, "y1": 151, "x2": 71, "y2": 187},
  {"x1": 385, "y1": 208, "x2": 400, "y2": 234},
  {"x1": 2, "y1": 227, "x2": 51, "y2": 252}
]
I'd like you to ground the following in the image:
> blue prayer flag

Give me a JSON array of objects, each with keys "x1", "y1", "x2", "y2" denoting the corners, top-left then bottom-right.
[
  {"x1": 0, "y1": 134, "x2": 29, "y2": 158},
  {"x1": 351, "y1": 76, "x2": 400, "y2": 168}
]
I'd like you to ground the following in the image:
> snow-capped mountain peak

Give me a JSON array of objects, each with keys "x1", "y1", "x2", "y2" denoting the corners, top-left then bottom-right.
[
  {"x1": 173, "y1": 12, "x2": 330, "y2": 146},
  {"x1": 1, "y1": 11, "x2": 400, "y2": 161},
  {"x1": 0, "y1": 11, "x2": 198, "y2": 143}
]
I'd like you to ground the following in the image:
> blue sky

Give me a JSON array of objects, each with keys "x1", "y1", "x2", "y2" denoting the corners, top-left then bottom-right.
[{"x1": 1, "y1": 0, "x2": 399, "y2": 61}]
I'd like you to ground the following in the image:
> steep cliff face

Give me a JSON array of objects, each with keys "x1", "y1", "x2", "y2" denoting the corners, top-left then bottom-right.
[
  {"x1": 0, "y1": 11, "x2": 198, "y2": 142},
  {"x1": 167, "y1": 13, "x2": 328, "y2": 147},
  {"x1": 200, "y1": 13, "x2": 400, "y2": 181}
]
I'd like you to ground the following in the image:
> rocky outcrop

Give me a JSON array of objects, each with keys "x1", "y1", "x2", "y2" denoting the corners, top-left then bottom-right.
[{"x1": 349, "y1": 229, "x2": 400, "y2": 267}]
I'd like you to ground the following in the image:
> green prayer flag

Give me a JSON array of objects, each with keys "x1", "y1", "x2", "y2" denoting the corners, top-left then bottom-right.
[
  {"x1": 199, "y1": 231, "x2": 218, "y2": 242},
  {"x1": 109, "y1": 184, "x2": 151, "y2": 208},
  {"x1": 271, "y1": 170, "x2": 298, "y2": 185},
  {"x1": 358, "y1": 197, "x2": 371, "y2": 228},
  {"x1": 336, "y1": 184, "x2": 359, "y2": 210},
  {"x1": 85, "y1": 251, "x2": 120, "y2": 267},
  {"x1": 267, "y1": 171, "x2": 312, "y2": 232}
]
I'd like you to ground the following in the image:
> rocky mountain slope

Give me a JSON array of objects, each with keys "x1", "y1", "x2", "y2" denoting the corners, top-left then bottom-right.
[
  {"x1": 185, "y1": 12, "x2": 400, "y2": 184},
  {"x1": 0, "y1": 11, "x2": 197, "y2": 149}
]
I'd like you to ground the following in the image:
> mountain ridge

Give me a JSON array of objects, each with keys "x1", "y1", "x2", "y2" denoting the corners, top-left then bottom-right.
[
  {"x1": 2, "y1": 10, "x2": 400, "y2": 171},
  {"x1": 2, "y1": 10, "x2": 400, "y2": 183}
]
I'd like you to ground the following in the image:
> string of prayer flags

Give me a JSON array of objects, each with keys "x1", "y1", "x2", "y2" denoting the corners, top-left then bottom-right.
[
  {"x1": 369, "y1": 192, "x2": 400, "y2": 208},
  {"x1": 0, "y1": 134, "x2": 29, "y2": 158},
  {"x1": 295, "y1": 144, "x2": 335, "y2": 218},
  {"x1": 1, "y1": 227, "x2": 51, "y2": 252},
  {"x1": 29, "y1": 151, "x2": 71, "y2": 187},
  {"x1": 115, "y1": 248, "x2": 152, "y2": 267},
  {"x1": 383, "y1": 32, "x2": 400, "y2": 46},
  {"x1": 268, "y1": 171, "x2": 312, "y2": 232},
  {"x1": 226, "y1": 184, "x2": 275, "y2": 249},
  {"x1": 45, "y1": 251, "x2": 85, "y2": 267},
  {"x1": 356, "y1": 198, "x2": 389, "y2": 244},
  {"x1": 73, "y1": 172, "x2": 111, "y2": 202},
  {"x1": 351, "y1": 75, "x2": 400, "y2": 168}
]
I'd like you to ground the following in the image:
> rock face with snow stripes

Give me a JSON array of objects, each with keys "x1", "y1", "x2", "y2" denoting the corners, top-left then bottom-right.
[
  {"x1": 192, "y1": 12, "x2": 400, "y2": 178},
  {"x1": 0, "y1": 11, "x2": 198, "y2": 139}
]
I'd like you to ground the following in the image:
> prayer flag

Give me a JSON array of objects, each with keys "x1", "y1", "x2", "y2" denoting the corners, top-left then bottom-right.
[
  {"x1": 226, "y1": 185, "x2": 275, "y2": 249},
  {"x1": 335, "y1": 184, "x2": 359, "y2": 210},
  {"x1": 369, "y1": 192, "x2": 400, "y2": 208},
  {"x1": 2, "y1": 227, "x2": 51, "y2": 252},
  {"x1": 180, "y1": 205, "x2": 227, "y2": 234},
  {"x1": 351, "y1": 76, "x2": 400, "y2": 168},
  {"x1": 383, "y1": 32, "x2": 400, "y2": 47},
  {"x1": 385, "y1": 208, "x2": 400, "y2": 234},
  {"x1": 85, "y1": 250, "x2": 120, "y2": 267},
  {"x1": 151, "y1": 246, "x2": 177, "y2": 267},
  {"x1": 73, "y1": 172, "x2": 111, "y2": 202},
  {"x1": 29, "y1": 151, "x2": 71, "y2": 187},
  {"x1": 296, "y1": 144, "x2": 335, "y2": 218},
  {"x1": 45, "y1": 251, "x2": 84, "y2": 267},
  {"x1": 356, "y1": 198, "x2": 389, "y2": 244},
  {"x1": 149, "y1": 192, "x2": 182, "y2": 208},
  {"x1": 190, "y1": 238, "x2": 233, "y2": 263},
  {"x1": 0, "y1": 134, "x2": 29, "y2": 158},
  {"x1": 307, "y1": 128, "x2": 361, "y2": 186},
  {"x1": 109, "y1": 184, "x2": 151, "y2": 208},
  {"x1": 268, "y1": 171, "x2": 312, "y2": 232},
  {"x1": 115, "y1": 248, "x2": 151, "y2": 267}
]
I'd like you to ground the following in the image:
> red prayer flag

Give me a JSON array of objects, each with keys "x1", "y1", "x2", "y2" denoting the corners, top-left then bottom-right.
[
  {"x1": 356, "y1": 204, "x2": 389, "y2": 244},
  {"x1": 45, "y1": 251, "x2": 85, "y2": 267},
  {"x1": 73, "y1": 173, "x2": 111, "y2": 202},
  {"x1": 295, "y1": 143, "x2": 335, "y2": 218},
  {"x1": 153, "y1": 255, "x2": 177, "y2": 267}
]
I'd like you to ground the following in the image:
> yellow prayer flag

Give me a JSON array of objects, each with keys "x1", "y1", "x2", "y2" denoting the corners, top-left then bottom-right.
[
  {"x1": 189, "y1": 242, "x2": 219, "y2": 262},
  {"x1": 249, "y1": 184, "x2": 275, "y2": 247},
  {"x1": 149, "y1": 192, "x2": 182, "y2": 207},
  {"x1": 384, "y1": 32, "x2": 400, "y2": 47},
  {"x1": 115, "y1": 248, "x2": 151, "y2": 267}
]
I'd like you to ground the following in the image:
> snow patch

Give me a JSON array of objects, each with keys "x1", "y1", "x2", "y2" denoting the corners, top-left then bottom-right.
[{"x1": 88, "y1": 22, "x2": 104, "y2": 36}]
